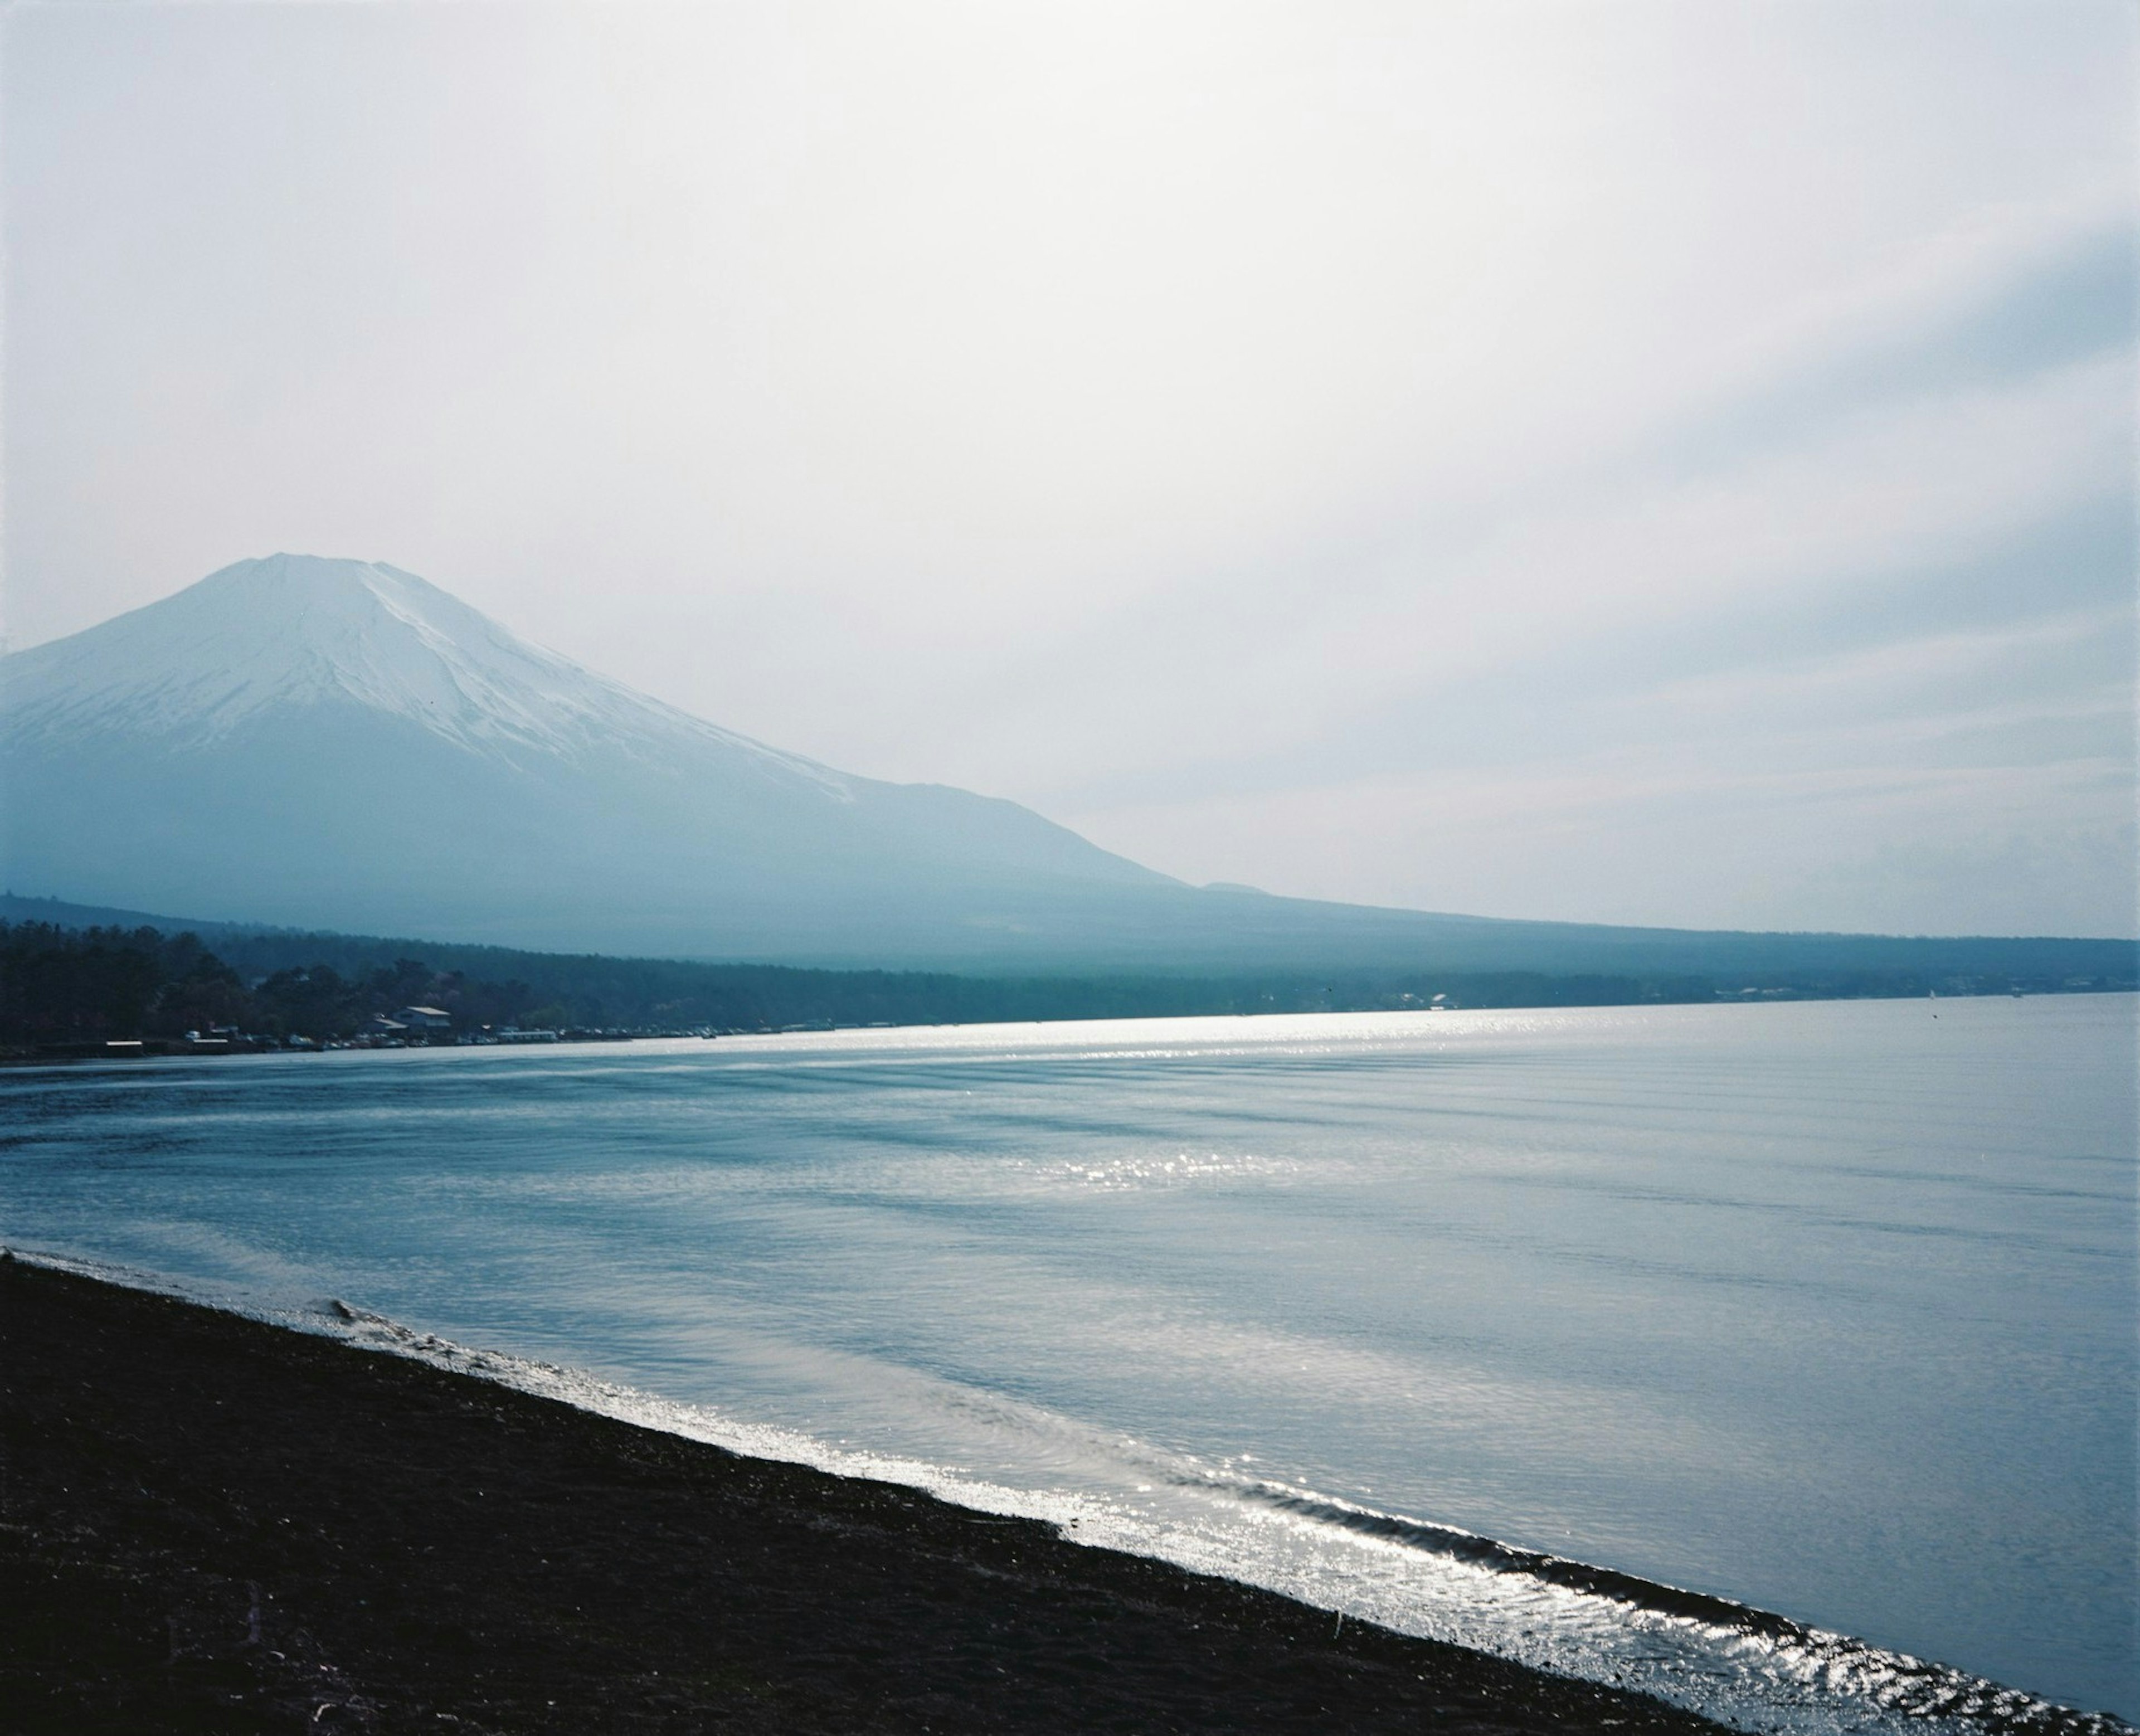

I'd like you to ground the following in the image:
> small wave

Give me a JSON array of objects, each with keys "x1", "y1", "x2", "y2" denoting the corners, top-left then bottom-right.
[{"x1": 1183, "y1": 1472, "x2": 2125, "y2": 1735}]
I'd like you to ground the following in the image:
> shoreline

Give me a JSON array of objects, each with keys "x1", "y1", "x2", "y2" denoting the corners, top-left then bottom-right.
[
  {"x1": 0, "y1": 1257, "x2": 1735, "y2": 1734},
  {"x1": 7, "y1": 983, "x2": 2136, "y2": 1072}
]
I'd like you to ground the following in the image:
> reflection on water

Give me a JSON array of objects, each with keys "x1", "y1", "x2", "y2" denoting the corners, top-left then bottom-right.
[{"x1": 2, "y1": 997, "x2": 2132, "y2": 1730}]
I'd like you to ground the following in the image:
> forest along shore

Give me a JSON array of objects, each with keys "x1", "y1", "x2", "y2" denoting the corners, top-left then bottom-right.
[
  {"x1": 0, "y1": 1259, "x2": 1731, "y2": 1735},
  {"x1": 10, "y1": 913, "x2": 2134, "y2": 1063}
]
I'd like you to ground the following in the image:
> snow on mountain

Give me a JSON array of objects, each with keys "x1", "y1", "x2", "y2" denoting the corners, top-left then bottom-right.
[
  {"x1": 2, "y1": 554, "x2": 848, "y2": 794},
  {"x1": 6, "y1": 555, "x2": 2112, "y2": 974},
  {"x1": 1, "y1": 554, "x2": 1204, "y2": 962}
]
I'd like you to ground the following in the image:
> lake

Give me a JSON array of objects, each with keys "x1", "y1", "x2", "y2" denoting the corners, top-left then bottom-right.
[{"x1": 3, "y1": 995, "x2": 2132, "y2": 1731}]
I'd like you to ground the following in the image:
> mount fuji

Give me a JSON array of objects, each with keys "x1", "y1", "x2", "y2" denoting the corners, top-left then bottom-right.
[
  {"x1": 6, "y1": 553, "x2": 2123, "y2": 981},
  {"x1": 0, "y1": 554, "x2": 1234, "y2": 964}
]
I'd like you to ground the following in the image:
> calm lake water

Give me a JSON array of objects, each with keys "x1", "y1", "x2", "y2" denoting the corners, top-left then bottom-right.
[{"x1": 3, "y1": 996, "x2": 2133, "y2": 1731}]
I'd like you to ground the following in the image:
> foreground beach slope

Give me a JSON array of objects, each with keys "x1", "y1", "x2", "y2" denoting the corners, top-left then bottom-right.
[{"x1": 0, "y1": 1260, "x2": 1727, "y2": 1734}]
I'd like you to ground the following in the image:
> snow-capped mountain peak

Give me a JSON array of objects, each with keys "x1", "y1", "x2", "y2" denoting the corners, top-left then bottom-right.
[
  {"x1": 1, "y1": 551, "x2": 1183, "y2": 962},
  {"x1": 1, "y1": 553, "x2": 846, "y2": 791}
]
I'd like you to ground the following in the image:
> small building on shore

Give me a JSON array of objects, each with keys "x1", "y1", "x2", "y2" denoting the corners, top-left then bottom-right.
[{"x1": 396, "y1": 1005, "x2": 453, "y2": 1032}]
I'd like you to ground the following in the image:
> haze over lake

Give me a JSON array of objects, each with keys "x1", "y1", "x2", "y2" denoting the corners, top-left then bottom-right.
[{"x1": 6, "y1": 994, "x2": 2131, "y2": 1730}]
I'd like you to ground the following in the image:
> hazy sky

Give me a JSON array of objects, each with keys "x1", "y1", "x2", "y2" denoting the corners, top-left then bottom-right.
[{"x1": 5, "y1": 1, "x2": 2134, "y2": 936}]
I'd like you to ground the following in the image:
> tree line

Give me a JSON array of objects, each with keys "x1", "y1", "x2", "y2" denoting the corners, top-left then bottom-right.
[
  {"x1": 0, "y1": 920, "x2": 1719, "y2": 1049},
  {"x1": 0, "y1": 924, "x2": 545, "y2": 1046},
  {"x1": 3, "y1": 917, "x2": 2122, "y2": 1055}
]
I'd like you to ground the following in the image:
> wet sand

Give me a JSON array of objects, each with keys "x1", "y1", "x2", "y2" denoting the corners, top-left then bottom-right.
[{"x1": 1, "y1": 1258, "x2": 1727, "y2": 1734}]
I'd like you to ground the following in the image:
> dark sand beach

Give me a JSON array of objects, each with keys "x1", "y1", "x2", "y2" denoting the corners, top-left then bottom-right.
[{"x1": 1, "y1": 1257, "x2": 1728, "y2": 1734}]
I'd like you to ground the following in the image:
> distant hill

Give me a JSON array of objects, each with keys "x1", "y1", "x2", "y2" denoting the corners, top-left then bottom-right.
[
  {"x1": 0, "y1": 894, "x2": 234, "y2": 935},
  {"x1": 2, "y1": 553, "x2": 2132, "y2": 979}
]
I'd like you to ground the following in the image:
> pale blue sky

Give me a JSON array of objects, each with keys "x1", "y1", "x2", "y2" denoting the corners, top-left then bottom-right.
[{"x1": 4, "y1": 0, "x2": 2134, "y2": 935}]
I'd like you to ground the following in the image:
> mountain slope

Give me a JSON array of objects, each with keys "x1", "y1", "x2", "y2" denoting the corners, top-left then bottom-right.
[
  {"x1": 4, "y1": 555, "x2": 2127, "y2": 974},
  {"x1": 1, "y1": 556, "x2": 1207, "y2": 961}
]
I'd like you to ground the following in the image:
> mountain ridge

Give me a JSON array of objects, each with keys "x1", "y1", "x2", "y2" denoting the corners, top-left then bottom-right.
[
  {"x1": 2, "y1": 555, "x2": 1190, "y2": 964},
  {"x1": 9, "y1": 555, "x2": 935, "y2": 795},
  {"x1": 5, "y1": 555, "x2": 2132, "y2": 973}
]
